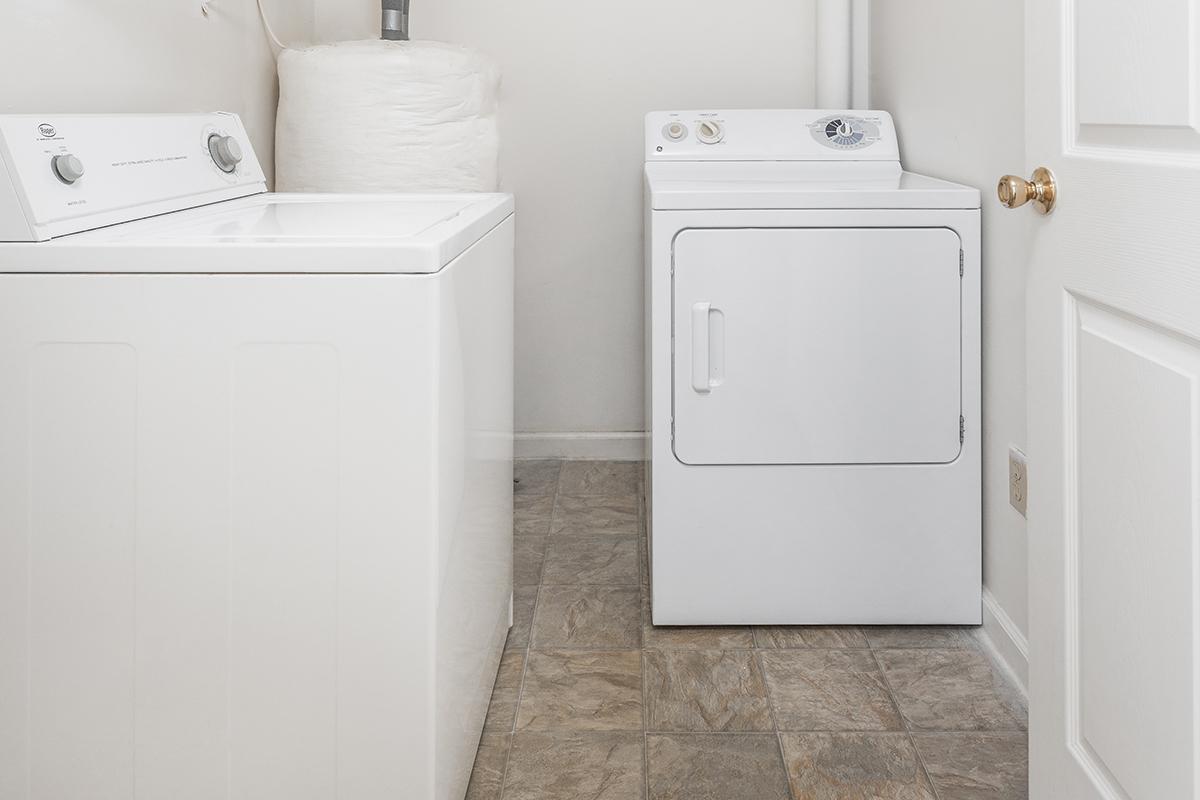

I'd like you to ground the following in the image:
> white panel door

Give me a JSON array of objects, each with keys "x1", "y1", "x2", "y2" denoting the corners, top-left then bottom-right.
[
  {"x1": 672, "y1": 227, "x2": 962, "y2": 465},
  {"x1": 1025, "y1": 1, "x2": 1200, "y2": 798}
]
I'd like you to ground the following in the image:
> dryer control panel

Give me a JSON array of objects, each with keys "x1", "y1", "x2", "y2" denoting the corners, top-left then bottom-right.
[{"x1": 645, "y1": 109, "x2": 899, "y2": 163}]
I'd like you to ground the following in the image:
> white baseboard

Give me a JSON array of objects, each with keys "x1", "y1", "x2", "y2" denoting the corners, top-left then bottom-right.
[
  {"x1": 978, "y1": 587, "x2": 1029, "y2": 700},
  {"x1": 515, "y1": 431, "x2": 647, "y2": 461}
]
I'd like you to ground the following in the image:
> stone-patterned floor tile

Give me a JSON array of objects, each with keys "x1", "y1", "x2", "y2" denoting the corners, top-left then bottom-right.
[
  {"x1": 531, "y1": 585, "x2": 642, "y2": 649},
  {"x1": 559, "y1": 461, "x2": 642, "y2": 496},
  {"x1": 514, "y1": 459, "x2": 561, "y2": 496},
  {"x1": 516, "y1": 650, "x2": 642, "y2": 731},
  {"x1": 913, "y1": 732, "x2": 1028, "y2": 799},
  {"x1": 504, "y1": 731, "x2": 645, "y2": 800},
  {"x1": 760, "y1": 649, "x2": 903, "y2": 731},
  {"x1": 646, "y1": 733, "x2": 791, "y2": 800},
  {"x1": 542, "y1": 534, "x2": 640, "y2": 585},
  {"x1": 864, "y1": 626, "x2": 980, "y2": 650},
  {"x1": 483, "y1": 651, "x2": 525, "y2": 732},
  {"x1": 552, "y1": 494, "x2": 641, "y2": 535},
  {"x1": 780, "y1": 732, "x2": 937, "y2": 799},
  {"x1": 642, "y1": 595, "x2": 755, "y2": 649},
  {"x1": 464, "y1": 732, "x2": 509, "y2": 800},
  {"x1": 754, "y1": 626, "x2": 870, "y2": 649},
  {"x1": 912, "y1": 734, "x2": 1027, "y2": 796},
  {"x1": 506, "y1": 586, "x2": 538, "y2": 650},
  {"x1": 644, "y1": 649, "x2": 773, "y2": 732},
  {"x1": 876, "y1": 649, "x2": 1027, "y2": 732},
  {"x1": 515, "y1": 493, "x2": 555, "y2": 536},
  {"x1": 514, "y1": 535, "x2": 548, "y2": 586}
]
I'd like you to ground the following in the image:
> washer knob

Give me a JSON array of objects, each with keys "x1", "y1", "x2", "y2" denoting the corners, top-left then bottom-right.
[
  {"x1": 696, "y1": 120, "x2": 725, "y2": 145},
  {"x1": 51, "y1": 154, "x2": 85, "y2": 184},
  {"x1": 208, "y1": 134, "x2": 243, "y2": 173},
  {"x1": 664, "y1": 122, "x2": 687, "y2": 141}
]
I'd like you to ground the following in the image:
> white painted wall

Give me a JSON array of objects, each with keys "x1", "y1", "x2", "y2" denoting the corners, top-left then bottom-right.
[
  {"x1": 0, "y1": 0, "x2": 314, "y2": 186},
  {"x1": 868, "y1": 0, "x2": 1031, "y2": 688},
  {"x1": 314, "y1": 0, "x2": 376, "y2": 41},
  {"x1": 313, "y1": 1, "x2": 819, "y2": 455}
]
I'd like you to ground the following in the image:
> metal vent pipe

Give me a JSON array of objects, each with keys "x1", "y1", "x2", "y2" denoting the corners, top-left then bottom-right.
[
  {"x1": 382, "y1": 0, "x2": 410, "y2": 40},
  {"x1": 815, "y1": 0, "x2": 852, "y2": 108}
]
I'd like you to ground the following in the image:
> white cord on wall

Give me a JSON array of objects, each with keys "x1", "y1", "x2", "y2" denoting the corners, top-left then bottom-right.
[
  {"x1": 256, "y1": 0, "x2": 287, "y2": 53},
  {"x1": 200, "y1": 0, "x2": 286, "y2": 53}
]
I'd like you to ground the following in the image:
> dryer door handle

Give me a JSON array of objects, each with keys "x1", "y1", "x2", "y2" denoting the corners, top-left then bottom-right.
[{"x1": 691, "y1": 302, "x2": 712, "y2": 393}]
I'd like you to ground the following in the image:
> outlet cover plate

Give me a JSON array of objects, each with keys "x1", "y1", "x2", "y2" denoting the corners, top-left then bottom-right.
[{"x1": 1009, "y1": 446, "x2": 1028, "y2": 517}]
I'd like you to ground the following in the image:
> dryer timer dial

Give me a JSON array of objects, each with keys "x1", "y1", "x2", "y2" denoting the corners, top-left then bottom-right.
[
  {"x1": 696, "y1": 120, "x2": 725, "y2": 145},
  {"x1": 810, "y1": 115, "x2": 880, "y2": 150}
]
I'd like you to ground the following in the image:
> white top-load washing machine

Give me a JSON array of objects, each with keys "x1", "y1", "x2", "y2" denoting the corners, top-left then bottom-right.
[
  {"x1": 0, "y1": 113, "x2": 513, "y2": 800},
  {"x1": 645, "y1": 109, "x2": 981, "y2": 625}
]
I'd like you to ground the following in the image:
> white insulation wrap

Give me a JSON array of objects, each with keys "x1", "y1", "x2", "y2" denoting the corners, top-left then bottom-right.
[{"x1": 275, "y1": 40, "x2": 500, "y2": 193}]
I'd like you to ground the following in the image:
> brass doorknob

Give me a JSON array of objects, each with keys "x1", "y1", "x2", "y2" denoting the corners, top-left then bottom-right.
[{"x1": 997, "y1": 167, "x2": 1057, "y2": 214}]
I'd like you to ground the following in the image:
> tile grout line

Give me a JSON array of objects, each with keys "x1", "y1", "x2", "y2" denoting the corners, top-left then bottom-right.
[
  {"x1": 868, "y1": 644, "x2": 941, "y2": 800},
  {"x1": 497, "y1": 461, "x2": 561, "y2": 800},
  {"x1": 641, "y1": 649, "x2": 651, "y2": 800},
  {"x1": 641, "y1": 727, "x2": 1024, "y2": 735},
  {"x1": 640, "y1": 472, "x2": 652, "y2": 800},
  {"x1": 510, "y1": 583, "x2": 539, "y2": 733},
  {"x1": 754, "y1": 649, "x2": 798, "y2": 800},
  {"x1": 496, "y1": 583, "x2": 539, "y2": 800},
  {"x1": 532, "y1": 466, "x2": 561, "y2": 583},
  {"x1": 493, "y1": 640, "x2": 522, "y2": 797}
]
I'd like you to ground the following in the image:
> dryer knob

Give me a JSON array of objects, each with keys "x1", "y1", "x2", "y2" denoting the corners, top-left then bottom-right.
[
  {"x1": 696, "y1": 120, "x2": 725, "y2": 145},
  {"x1": 664, "y1": 122, "x2": 687, "y2": 141}
]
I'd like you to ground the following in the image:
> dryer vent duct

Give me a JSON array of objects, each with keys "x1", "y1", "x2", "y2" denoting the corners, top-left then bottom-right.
[{"x1": 382, "y1": 0, "x2": 410, "y2": 40}]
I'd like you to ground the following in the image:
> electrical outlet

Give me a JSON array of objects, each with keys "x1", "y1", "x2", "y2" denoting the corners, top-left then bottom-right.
[{"x1": 1009, "y1": 447, "x2": 1028, "y2": 517}]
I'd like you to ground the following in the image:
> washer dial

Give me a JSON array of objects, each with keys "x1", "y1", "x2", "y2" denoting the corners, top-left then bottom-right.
[
  {"x1": 51, "y1": 154, "x2": 86, "y2": 184},
  {"x1": 208, "y1": 134, "x2": 243, "y2": 173}
]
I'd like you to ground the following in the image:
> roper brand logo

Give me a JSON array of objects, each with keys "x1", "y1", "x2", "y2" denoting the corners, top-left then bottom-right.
[{"x1": 38, "y1": 123, "x2": 56, "y2": 138}]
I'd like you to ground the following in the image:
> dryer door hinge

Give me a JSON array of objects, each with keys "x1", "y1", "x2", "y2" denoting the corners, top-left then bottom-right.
[
  {"x1": 959, "y1": 250, "x2": 964, "y2": 277},
  {"x1": 960, "y1": 415, "x2": 966, "y2": 443}
]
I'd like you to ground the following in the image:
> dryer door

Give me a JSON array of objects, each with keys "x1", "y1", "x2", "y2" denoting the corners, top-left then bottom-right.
[{"x1": 672, "y1": 227, "x2": 962, "y2": 465}]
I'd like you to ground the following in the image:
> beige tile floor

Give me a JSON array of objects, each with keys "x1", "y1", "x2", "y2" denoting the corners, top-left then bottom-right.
[{"x1": 468, "y1": 460, "x2": 1028, "y2": 800}]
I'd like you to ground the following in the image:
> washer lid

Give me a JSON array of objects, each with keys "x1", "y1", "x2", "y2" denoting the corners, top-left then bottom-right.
[
  {"x1": 645, "y1": 162, "x2": 981, "y2": 210},
  {"x1": 0, "y1": 193, "x2": 514, "y2": 273}
]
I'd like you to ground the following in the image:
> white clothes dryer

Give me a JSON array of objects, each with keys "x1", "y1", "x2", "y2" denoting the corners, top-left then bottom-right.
[
  {"x1": 0, "y1": 113, "x2": 513, "y2": 800},
  {"x1": 645, "y1": 109, "x2": 981, "y2": 625}
]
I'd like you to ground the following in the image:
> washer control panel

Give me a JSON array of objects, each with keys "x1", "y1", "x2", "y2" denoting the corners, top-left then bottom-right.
[
  {"x1": 0, "y1": 112, "x2": 267, "y2": 242},
  {"x1": 646, "y1": 109, "x2": 899, "y2": 163},
  {"x1": 811, "y1": 114, "x2": 881, "y2": 150}
]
